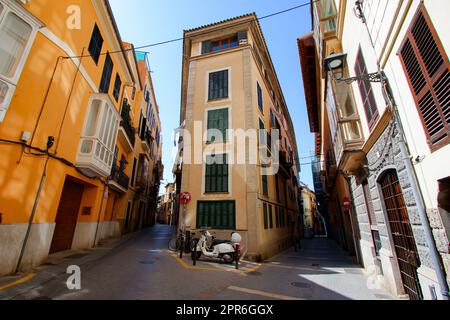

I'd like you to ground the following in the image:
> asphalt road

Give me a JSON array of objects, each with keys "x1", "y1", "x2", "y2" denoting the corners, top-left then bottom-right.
[{"x1": 0, "y1": 224, "x2": 394, "y2": 300}]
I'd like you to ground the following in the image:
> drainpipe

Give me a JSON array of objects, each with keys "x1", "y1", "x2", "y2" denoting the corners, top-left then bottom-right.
[
  {"x1": 345, "y1": 175, "x2": 363, "y2": 266},
  {"x1": 15, "y1": 156, "x2": 50, "y2": 274},
  {"x1": 355, "y1": 2, "x2": 449, "y2": 298},
  {"x1": 93, "y1": 183, "x2": 108, "y2": 248}
]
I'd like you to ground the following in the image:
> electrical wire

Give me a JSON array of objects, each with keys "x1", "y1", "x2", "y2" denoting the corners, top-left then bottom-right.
[{"x1": 60, "y1": 1, "x2": 315, "y2": 60}]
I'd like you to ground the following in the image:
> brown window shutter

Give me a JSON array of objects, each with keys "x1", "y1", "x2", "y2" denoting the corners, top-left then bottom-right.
[{"x1": 399, "y1": 5, "x2": 450, "y2": 150}]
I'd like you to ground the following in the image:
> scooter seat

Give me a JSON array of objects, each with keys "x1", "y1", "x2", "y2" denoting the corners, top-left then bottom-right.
[{"x1": 212, "y1": 239, "x2": 231, "y2": 246}]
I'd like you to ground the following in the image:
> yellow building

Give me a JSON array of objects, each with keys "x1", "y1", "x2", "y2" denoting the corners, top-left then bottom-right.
[
  {"x1": 0, "y1": 0, "x2": 161, "y2": 275},
  {"x1": 176, "y1": 14, "x2": 301, "y2": 261}
]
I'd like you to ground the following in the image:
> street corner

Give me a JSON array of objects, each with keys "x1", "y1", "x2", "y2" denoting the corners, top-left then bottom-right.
[{"x1": 168, "y1": 251, "x2": 262, "y2": 274}]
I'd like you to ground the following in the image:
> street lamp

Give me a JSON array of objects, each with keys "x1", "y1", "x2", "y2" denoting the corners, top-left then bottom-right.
[{"x1": 324, "y1": 52, "x2": 385, "y2": 84}]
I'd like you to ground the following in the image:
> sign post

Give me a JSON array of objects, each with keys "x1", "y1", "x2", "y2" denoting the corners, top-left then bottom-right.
[{"x1": 179, "y1": 192, "x2": 192, "y2": 259}]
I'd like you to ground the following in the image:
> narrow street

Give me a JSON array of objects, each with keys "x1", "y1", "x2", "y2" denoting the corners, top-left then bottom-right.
[{"x1": 0, "y1": 225, "x2": 393, "y2": 300}]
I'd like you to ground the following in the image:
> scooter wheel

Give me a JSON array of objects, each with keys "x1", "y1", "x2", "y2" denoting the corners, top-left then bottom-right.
[{"x1": 223, "y1": 254, "x2": 235, "y2": 264}]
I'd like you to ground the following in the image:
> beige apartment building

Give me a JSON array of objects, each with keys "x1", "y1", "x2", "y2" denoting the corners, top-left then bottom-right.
[{"x1": 176, "y1": 13, "x2": 301, "y2": 261}]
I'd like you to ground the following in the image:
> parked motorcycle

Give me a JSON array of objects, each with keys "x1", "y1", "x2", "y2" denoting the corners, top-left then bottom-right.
[{"x1": 191, "y1": 230, "x2": 242, "y2": 264}]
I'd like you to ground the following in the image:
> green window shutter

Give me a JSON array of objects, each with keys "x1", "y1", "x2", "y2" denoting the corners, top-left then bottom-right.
[
  {"x1": 197, "y1": 201, "x2": 236, "y2": 229},
  {"x1": 207, "y1": 109, "x2": 228, "y2": 143},
  {"x1": 262, "y1": 174, "x2": 268, "y2": 196},
  {"x1": 202, "y1": 41, "x2": 211, "y2": 54},
  {"x1": 275, "y1": 207, "x2": 279, "y2": 228},
  {"x1": 263, "y1": 203, "x2": 268, "y2": 229},
  {"x1": 257, "y1": 82, "x2": 263, "y2": 111},
  {"x1": 269, "y1": 205, "x2": 273, "y2": 229},
  {"x1": 209, "y1": 70, "x2": 228, "y2": 101},
  {"x1": 205, "y1": 154, "x2": 228, "y2": 193}
]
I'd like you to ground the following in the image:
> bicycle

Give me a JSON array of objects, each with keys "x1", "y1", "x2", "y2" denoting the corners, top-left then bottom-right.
[{"x1": 168, "y1": 229, "x2": 183, "y2": 252}]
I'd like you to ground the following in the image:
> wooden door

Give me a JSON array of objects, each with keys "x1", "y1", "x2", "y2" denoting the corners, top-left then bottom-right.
[
  {"x1": 50, "y1": 180, "x2": 84, "y2": 254},
  {"x1": 380, "y1": 170, "x2": 423, "y2": 300}
]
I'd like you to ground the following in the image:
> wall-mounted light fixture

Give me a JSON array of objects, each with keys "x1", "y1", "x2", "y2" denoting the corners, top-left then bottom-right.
[{"x1": 324, "y1": 52, "x2": 385, "y2": 84}]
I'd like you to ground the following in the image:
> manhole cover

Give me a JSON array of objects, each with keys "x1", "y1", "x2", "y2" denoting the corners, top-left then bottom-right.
[
  {"x1": 247, "y1": 271, "x2": 262, "y2": 276},
  {"x1": 291, "y1": 282, "x2": 312, "y2": 289},
  {"x1": 139, "y1": 261, "x2": 155, "y2": 265}
]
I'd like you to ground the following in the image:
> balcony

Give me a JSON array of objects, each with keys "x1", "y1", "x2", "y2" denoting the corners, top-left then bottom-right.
[
  {"x1": 118, "y1": 102, "x2": 136, "y2": 153},
  {"x1": 313, "y1": 0, "x2": 337, "y2": 39},
  {"x1": 326, "y1": 77, "x2": 365, "y2": 175},
  {"x1": 139, "y1": 119, "x2": 152, "y2": 153},
  {"x1": 279, "y1": 150, "x2": 293, "y2": 179},
  {"x1": 77, "y1": 94, "x2": 120, "y2": 177},
  {"x1": 108, "y1": 165, "x2": 130, "y2": 194}
]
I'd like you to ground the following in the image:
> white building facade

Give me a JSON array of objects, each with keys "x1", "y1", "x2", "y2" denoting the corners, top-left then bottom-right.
[{"x1": 307, "y1": 0, "x2": 450, "y2": 300}]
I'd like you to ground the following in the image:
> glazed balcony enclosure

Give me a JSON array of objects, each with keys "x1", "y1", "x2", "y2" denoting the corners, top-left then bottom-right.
[{"x1": 77, "y1": 94, "x2": 120, "y2": 178}]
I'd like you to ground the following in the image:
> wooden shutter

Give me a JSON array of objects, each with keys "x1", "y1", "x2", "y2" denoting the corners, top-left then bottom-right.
[
  {"x1": 205, "y1": 154, "x2": 228, "y2": 193},
  {"x1": 113, "y1": 74, "x2": 121, "y2": 102},
  {"x1": 399, "y1": 4, "x2": 450, "y2": 150},
  {"x1": 269, "y1": 204, "x2": 273, "y2": 229},
  {"x1": 207, "y1": 108, "x2": 228, "y2": 142},
  {"x1": 197, "y1": 201, "x2": 235, "y2": 229},
  {"x1": 257, "y1": 82, "x2": 263, "y2": 111},
  {"x1": 355, "y1": 48, "x2": 379, "y2": 129},
  {"x1": 263, "y1": 203, "x2": 268, "y2": 229},
  {"x1": 262, "y1": 167, "x2": 268, "y2": 196},
  {"x1": 88, "y1": 24, "x2": 103, "y2": 64},
  {"x1": 201, "y1": 41, "x2": 211, "y2": 54},
  {"x1": 208, "y1": 70, "x2": 228, "y2": 100},
  {"x1": 99, "y1": 52, "x2": 113, "y2": 94}
]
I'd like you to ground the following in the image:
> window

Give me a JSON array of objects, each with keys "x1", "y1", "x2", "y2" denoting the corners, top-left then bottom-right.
[
  {"x1": 257, "y1": 82, "x2": 263, "y2": 112},
  {"x1": 269, "y1": 204, "x2": 273, "y2": 229},
  {"x1": 113, "y1": 74, "x2": 121, "y2": 102},
  {"x1": 372, "y1": 230, "x2": 382, "y2": 257},
  {"x1": 355, "y1": 48, "x2": 379, "y2": 129},
  {"x1": 207, "y1": 108, "x2": 228, "y2": 143},
  {"x1": 78, "y1": 94, "x2": 120, "y2": 177},
  {"x1": 197, "y1": 201, "x2": 236, "y2": 229},
  {"x1": 263, "y1": 203, "x2": 268, "y2": 229},
  {"x1": 261, "y1": 165, "x2": 268, "y2": 196},
  {"x1": 0, "y1": 7, "x2": 35, "y2": 122},
  {"x1": 317, "y1": 0, "x2": 337, "y2": 33},
  {"x1": 275, "y1": 207, "x2": 280, "y2": 228},
  {"x1": 399, "y1": 5, "x2": 450, "y2": 150},
  {"x1": 205, "y1": 154, "x2": 228, "y2": 193},
  {"x1": 202, "y1": 36, "x2": 239, "y2": 54},
  {"x1": 88, "y1": 24, "x2": 103, "y2": 65},
  {"x1": 99, "y1": 52, "x2": 114, "y2": 94},
  {"x1": 130, "y1": 157, "x2": 137, "y2": 187},
  {"x1": 208, "y1": 70, "x2": 228, "y2": 101},
  {"x1": 136, "y1": 155, "x2": 149, "y2": 188}
]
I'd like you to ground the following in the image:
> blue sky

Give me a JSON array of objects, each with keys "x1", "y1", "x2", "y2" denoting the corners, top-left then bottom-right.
[{"x1": 109, "y1": 0, "x2": 315, "y2": 193}]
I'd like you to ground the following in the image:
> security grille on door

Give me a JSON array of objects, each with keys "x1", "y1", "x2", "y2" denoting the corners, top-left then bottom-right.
[{"x1": 379, "y1": 170, "x2": 423, "y2": 300}]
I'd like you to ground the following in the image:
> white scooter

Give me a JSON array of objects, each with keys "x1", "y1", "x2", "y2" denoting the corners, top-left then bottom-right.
[{"x1": 191, "y1": 230, "x2": 242, "y2": 264}]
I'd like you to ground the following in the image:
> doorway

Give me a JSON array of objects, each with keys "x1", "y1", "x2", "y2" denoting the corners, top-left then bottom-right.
[
  {"x1": 50, "y1": 179, "x2": 84, "y2": 254},
  {"x1": 379, "y1": 170, "x2": 423, "y2": 300}
]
